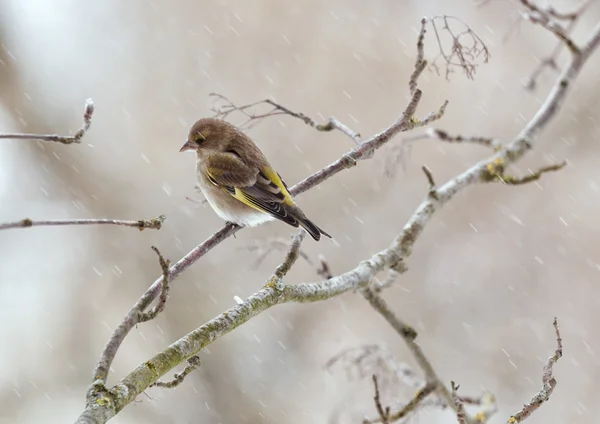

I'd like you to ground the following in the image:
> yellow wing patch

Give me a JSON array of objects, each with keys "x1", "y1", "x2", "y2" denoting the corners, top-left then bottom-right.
[
  {"x1": 260, "y1": 167, "x2": 295, "y2": 206},
  {"x1": 231, "y1": 187, "x2": 266, "y2": 214}
]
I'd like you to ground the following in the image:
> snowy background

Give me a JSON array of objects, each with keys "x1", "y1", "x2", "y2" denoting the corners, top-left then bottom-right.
[{"x1": 1, "y1": 0, "x2": 599, "y2": 423}]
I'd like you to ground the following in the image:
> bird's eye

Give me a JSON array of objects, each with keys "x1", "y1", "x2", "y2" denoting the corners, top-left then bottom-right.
[{"x1": 196, "y1": 133, "x2": 206, "y2": 143}]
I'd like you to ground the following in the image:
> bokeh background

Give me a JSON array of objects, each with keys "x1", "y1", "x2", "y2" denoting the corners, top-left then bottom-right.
[{"x1": 1, "y1": 0, "x2": 599, "y2": 423}]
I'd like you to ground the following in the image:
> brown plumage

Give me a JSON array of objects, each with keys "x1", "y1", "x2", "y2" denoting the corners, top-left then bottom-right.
[{"x1": 179, "y1": 118, "x2": 331, "y2": 241}]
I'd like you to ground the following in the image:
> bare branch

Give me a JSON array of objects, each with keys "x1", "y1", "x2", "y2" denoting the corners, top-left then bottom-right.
[
  {"x1": 410, "y1": 18, "x2": 429, "y2": 96},
  {"x1": 430, "y1": 16, "x2": 491, "y2": 80},
  {"x1": 77, "y1": 17, "x2": 600, "y2": 423},
  {"x1": 268, "y1": 230, "x2": 305, "y2": 284},
  {"x1": 506, "y1": 318, "x2": 563, "y2": 423},
  {"x1": 0, "y1": 215, "x2": 166, "y2": 232},
  {"x1": 452, "y1": 382, "x2": 468, "y2": 424},
  {"x1": 387, "y1": 127, "x2": 501, "y2": 180},
  {"x1": 520, "y1": 3, "x2": 580, "y2": 55},
  {"x1": 0, "y1": 99, "x2": 94, "y2": 144},
  {"x1": 525, "y1": 0, "x2": 594, "y2": 90},
  {"x1": 422, "y1": 165, "x2": 439, "y2": 200},
  {"x1": 404, "y1": 128, "x2": 503, "y2": 150},
  {"x1": 484, "y1": 160, "x2": 567, "y2": 185},
  {"x1": 361, "y1": 288, "x2": 417, "y2": 341},
  {"x1": 369, "y1": 375, "x2": 391, "y2": 424},
  {"x1": 481, "y1": 0, "x2": 594, "y2": 90},
  {"x1": 151, "y1": 356, "x2": 201, "y2": 389},
  {"x1": 389, "y1": 383, "x2": 437, "y2": 422},
  {"x1": 139, "y1": 247, "x2": 171, "y2": 323},
  {"x1": 89, "y1": 23, "x2": 447, "y2": 388},
  {"x1": 365, "y1": 381, "x2": 438, "y2": 424},
  {"x1": 360, "y1": 288, "x2": 461, "y2": 414},
  {"x1": 91, "y1": 221, "x2": 240, "y2": 384},
  {"x1": 210, "y1": 93, "x2": 362, "y2": 144}
]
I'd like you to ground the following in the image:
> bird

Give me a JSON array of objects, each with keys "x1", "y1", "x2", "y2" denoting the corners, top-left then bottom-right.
[{"x1": 179, "y1": 118, "x2": 331, "y2": 241}]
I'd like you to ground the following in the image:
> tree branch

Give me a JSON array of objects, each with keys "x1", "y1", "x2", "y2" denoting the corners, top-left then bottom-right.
[
  {"x1": 518, "y1": 0, "x2": 589, "y2": 55},
  {"x1": 524, "y1": 0, "x2": 594, "y2": 90},
  {"x1": 89, "y1": 17, "x2": 448, "y2": 388},
  {"x1": 139, "y1": 247, "x2": 171, "y2": 323},
  {"x1": 0, "y1": 215, "x2": 166, "y2": 232},
  {"x1": 403, "y1": 128, "x2": 503, "y2": 150},
  {"x1": 506, "y1": 318, "x2": 563, "y2": 423},
  {"x1": 369, "y1": 375, "x2": 391, "y2": 424},
  {"x1": 75, "y1": 18, "x2": 600, "y2": 424},
  {"x1": 361, "y1": 288, "x2": 459, "y2": 416},
  {"x1": 272, "y1": 231, "x2": 305, "y2": 279},
  {"x1": 0, "y1": 98, "x2": 94, "y2": 144},
  {"x1": 364, "y1": 374, "x2": 438, "y2": 424},
  {"x1": 210, "y1": 93, "x2": 363, "y2": 144},
  {"x1": 452, "y1": 382, "x2": 468, "y2": 424}
]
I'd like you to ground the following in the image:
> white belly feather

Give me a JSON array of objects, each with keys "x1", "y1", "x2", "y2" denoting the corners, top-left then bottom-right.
[{"x1": 196, "y1": 174, "x2": 274, "y2": 227}]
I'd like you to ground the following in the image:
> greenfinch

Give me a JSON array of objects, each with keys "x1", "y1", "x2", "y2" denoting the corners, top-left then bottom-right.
[{"x1": 180, "y1": 118, "x2": 331, "y2": 241}]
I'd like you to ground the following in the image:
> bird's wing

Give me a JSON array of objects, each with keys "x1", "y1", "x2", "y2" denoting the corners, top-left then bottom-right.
[{"x1": 204, "y1": 152, "x2": 300, "y2": 227}]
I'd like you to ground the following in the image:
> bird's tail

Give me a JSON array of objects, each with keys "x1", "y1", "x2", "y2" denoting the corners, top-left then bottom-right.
[{"x1": 296, "y1": 215, "x2": 331, "y2": 242}]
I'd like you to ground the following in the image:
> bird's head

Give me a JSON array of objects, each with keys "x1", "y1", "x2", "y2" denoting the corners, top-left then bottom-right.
[{"x1": 179, "y1": 118, "x2": 237, "y2": 154}]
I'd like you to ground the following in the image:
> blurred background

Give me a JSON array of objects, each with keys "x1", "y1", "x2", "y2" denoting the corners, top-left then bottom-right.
[{"x1": 1, "y1": 0, "x2": 599, "y2": 423}]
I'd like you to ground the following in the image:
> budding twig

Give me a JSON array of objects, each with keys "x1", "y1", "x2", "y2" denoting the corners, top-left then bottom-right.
[
  {"x1": 452, "y1": 382, "x2": 468, "y2": 424},
  {"x1": 0, "y1": 215, "x2": 166, "y2": 232},
  {"x1": 210, "y1": 93, "x2": 363, "y2": 145},
  {"x1": 369, "y1": 375, "x2": 391, "y2": 424},
  {"x1": 506, "y1": 318, "x2": 563, "y2": 423},
  {"x1": 484, "y1": 159, "x2": 567, "y2": 185},
  {"x1": 151, "y1": 356, "x2": 201, "y2": 389},
  {"x1": 0, "y1": 99, "x2": 94, "y2": 144},
  {"x1": 265, "y1": 230, "x2": 306, "y2": 289},
  {"x1": 404, "y1": 128, "x2": 503, "y2": 150},
  {"x1": 140, "y1": 247, "x2": 172, "y2": 322}
]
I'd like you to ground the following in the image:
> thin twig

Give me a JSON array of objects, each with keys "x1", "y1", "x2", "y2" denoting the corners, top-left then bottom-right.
[
  {"x1": 416, "y1": 100, "x2": 449, "y2": 127},
  {"x1": 404, "y1": 128, "x2": 502, "y2": 150},
  {"x1": 410, "y1": 18, "x2": 429, "y2": 96},
  {"x1": 359, "y1": 288, "x2": 463, "y2": 415},
  {"x1": 524, "y1": 0, "x2": 594, "y2": 90},
  {"x1": 386, "y1": 128, "x2": 501, "y2": 179},
  {"x1": 365, "y1": 381, "x2": 437, "y2": 423},
  {"x1": 151, "y1": 356, "x2": 201, "y2": 389},
  {"x1": 370, "y1": 375, "x2": 391, "y2": 424},
  {"x1": 360, "y1": 288, "x2": 417, "y2": 341},
  {"x1": 422, "y1": 165, "x2": 439, "y2": 200},
  {"x1": 140, "y1": 247, "x2": 171, "y2": 323},
  {"x1": 484, "y1": 160, "x2": 567, "y2": 185},
  {"x1": 0, "y1": 215, "x2": 166, "y2": 232},
  {"x1": 267, "y1": 230, "x2": 306, "y2": 286},
  {"x1": 429, "y1": 16, "x2": 491, "y2": 80},
  {"x1": 506, "y1": 318, "x2": 563, "y2": 423},
  {"x1": 0, "y1": 99, "x2": 94, "y2": 144},
  {"x1": 522, "y1": 9, "x2": 580, "y2": 55},
  {"x1": 390, "y1": 383, "x2": 438, "y2": 422},
  {"x1": 211, "y1": 94, "x2": 362, "y2": 144},
  {"x1": 452, "y1": 382, "x2": 468, "y2": 424}
]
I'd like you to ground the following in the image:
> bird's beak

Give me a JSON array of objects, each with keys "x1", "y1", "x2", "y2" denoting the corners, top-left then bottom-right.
[{"x1": 179, "y1": 140, "x2": 196, "y2": 153}]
